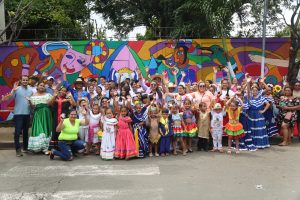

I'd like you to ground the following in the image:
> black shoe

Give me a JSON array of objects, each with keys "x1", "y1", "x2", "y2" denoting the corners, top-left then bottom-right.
[
  {"x1": 16, "y1": 149, "x2": 23, "y2": 157},
  {"x1": 49, "y1": 150, "x2": 54, "y2": 160}
]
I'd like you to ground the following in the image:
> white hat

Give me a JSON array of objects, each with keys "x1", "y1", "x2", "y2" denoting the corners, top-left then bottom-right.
[
  {"x1": 179, "y1": 82, "x2": 186, "y2": 88},
  {"x1": 47, "y1": 76, "x2": 54, "y2": 80}
]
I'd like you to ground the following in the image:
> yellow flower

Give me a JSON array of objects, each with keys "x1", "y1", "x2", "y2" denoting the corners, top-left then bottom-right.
[{"x1": 273, "y1": 85, "x2": 282, "y2": 93}]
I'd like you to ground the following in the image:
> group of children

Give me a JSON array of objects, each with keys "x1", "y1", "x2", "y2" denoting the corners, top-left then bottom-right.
[{"x1": 75, "y1": 79, "x2": 253, "y2": 160}]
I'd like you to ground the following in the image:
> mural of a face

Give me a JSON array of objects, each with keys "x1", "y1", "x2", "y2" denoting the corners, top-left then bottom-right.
[
  {"x1": 60, "y1": 49, "x2": 94, "y2": 74},
  {"x1": 174, "y1": 46, "x2": 188, "y2": 68}
]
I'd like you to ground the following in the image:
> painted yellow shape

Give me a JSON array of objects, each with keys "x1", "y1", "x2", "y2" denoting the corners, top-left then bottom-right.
[
  {"x1": 86, "y1": 50, "x2": 92, "y2": 55},
  {"x1": 91, "y1": 42, "x2": 95, "y2": 46},
  {"x1": 25, "y1": 54, "x2": 29, "y2": 63},
  {"x1": 102, "y1": 51, "x2": 107, "y2": 56},
  {"x1": 11, "y1": 59, "x2": 19, "y2": 66},
  {"x1": 100, "y1": 42, "x2": 104, "y2": 47},
  {"x1": 95, "y1": 63, "x2": 102, "y2": 69},
  {"x1": 138, "y1": 41, "x2": 159, "y2": 60},
  {"x1": 94, "y1": 56, "x2": 100, "y2": 63}
]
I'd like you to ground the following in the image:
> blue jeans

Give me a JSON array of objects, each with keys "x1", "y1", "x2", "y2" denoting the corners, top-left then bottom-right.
[
  {"x1": 53, "y1": 140, "x2": 85, "y2": 161},
  {"x1": 14, "y1": 115, "x2": 30, "y2": 151}
]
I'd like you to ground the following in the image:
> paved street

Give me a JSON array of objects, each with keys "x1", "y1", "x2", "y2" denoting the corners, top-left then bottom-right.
[{"x1": 0, "y1": 143, "x2": 299, "y2": 200}]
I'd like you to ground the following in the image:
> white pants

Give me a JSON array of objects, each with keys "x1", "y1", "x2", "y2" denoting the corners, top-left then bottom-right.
[
  {"x1": 79, "y1": 127, "x2": 89, "y2": 143},
  {"x1": 212, "y1": 130, "x2": 223, "y2": 149}
]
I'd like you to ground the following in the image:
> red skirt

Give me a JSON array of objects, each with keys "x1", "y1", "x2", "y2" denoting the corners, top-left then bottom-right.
[{"x1": 114, "y1": 128, "x2": 138, "y2": 159}]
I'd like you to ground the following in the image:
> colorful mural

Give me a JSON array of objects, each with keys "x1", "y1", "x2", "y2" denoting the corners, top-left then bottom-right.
[{"x1": 0, "y1": 38, "x2": 290, "y2": 121}]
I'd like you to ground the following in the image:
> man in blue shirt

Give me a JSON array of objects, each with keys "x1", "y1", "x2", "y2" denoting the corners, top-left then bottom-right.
[{"x1": 3, "y1": 76, "x2": 33, "y2": 156}]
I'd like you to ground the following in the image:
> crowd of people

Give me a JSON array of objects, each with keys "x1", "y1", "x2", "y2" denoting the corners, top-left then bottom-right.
[{"x1": 1, "y1": 66, "x2": 300, "y2": 161}]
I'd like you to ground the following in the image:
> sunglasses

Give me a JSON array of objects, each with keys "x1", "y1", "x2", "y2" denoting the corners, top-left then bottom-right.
[{"x1": 199, "y1": 85, "x2": 205, "y2": 87}]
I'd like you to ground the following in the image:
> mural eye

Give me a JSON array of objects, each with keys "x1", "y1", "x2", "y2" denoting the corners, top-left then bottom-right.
[
  {"x1": 77, "y1": 59, "x2": 83, "y2": 64},
  {"x1": 177, "y1": 51, "x2": 183, "y2": 55},
  {"x1": 66, "y1": 55, "x2": 73, "y2": 59}
]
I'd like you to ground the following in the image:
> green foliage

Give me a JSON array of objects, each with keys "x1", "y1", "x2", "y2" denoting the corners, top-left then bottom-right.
[{"x1": 4, "y1": 0, "x2": 91, "y2": 40}]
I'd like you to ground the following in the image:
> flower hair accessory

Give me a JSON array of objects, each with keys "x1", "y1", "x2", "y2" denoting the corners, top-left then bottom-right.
[{"x1": 273, "y1": 85, "x2": 282, "y2": 94}]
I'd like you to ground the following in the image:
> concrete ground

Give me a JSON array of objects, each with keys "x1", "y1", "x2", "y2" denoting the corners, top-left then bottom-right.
[{"x1": 0, "y1": 142, "x2": 299, "y2": 200}]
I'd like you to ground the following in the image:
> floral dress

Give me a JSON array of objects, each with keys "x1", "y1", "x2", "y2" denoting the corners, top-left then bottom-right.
[{"x1": 277, "y1": 97, "x2": 300, "y2": 128}]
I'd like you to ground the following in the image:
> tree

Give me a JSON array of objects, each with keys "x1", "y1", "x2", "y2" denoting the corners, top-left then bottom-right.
[
  {"x1": 93, "y1": 0, "x2": 187, "y2": 39},
  {"x1": 280, "y1": 0, "x2": 300, "y2": 83},
  {"x1": 1, "y1": 0, "x2": 92, "y2": 42}
]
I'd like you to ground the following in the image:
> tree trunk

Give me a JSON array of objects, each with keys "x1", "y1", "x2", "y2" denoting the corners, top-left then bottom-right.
[{"x1": 287, "y1": 34, "x2": 300, "y2": 84}]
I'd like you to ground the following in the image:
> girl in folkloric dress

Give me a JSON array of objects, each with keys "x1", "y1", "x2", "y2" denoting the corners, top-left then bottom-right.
[
  {"x1": 263, "y1": 87, "x2": 279, "y2": 137},
  {"x1": 132, "y1": 102, "x2": 149, "y2": 158},
  {"x1": 171, "y1": 104, "x2": 186, "y2": 156},
  {"x1": 224, "y1": 96, "x2": 245, "y2": 154},
  {"x1": 100, "y1": 108, "x2": 118, "y2": 160},
  {"x1": 114, "y1": 107, "x2": 138, "y2": 160},
  {"x1": 182, "y1": 99, "x2": 198, "y2": 153},
  {"x1": 27, "y1": 81, "x2": 53, "y2": 153},
  {"x1": 88, "y1": 104, "x2": 101, "y2": 155},
  {"x1": 246, "y1": 78, "x2": 271, "y2": 149}
]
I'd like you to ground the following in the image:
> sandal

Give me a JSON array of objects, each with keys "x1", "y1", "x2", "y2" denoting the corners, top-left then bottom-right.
[
  {"x1": 149, "y1": 153, "x2": 153, "y2": 157},
  {"x1": 227, "y1": 149, "x2": 232, "y2": 154},
  {"x1": 219, "y1": 149, "x2": 224, "y2": 153},
  {"x1": 155, "y1": 153, "x2": 159, "y2": 157},
  {"x1": 278, "y1": 142, "x2": 288, "y2": 146}
]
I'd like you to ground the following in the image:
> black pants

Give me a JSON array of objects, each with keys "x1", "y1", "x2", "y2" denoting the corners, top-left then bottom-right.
[
  {"x1": 14, "y1": 115, "x2": 30, "y2": 151},
  {"x1": 197, "y1": 138, "x2": 208, "y2": 151}
]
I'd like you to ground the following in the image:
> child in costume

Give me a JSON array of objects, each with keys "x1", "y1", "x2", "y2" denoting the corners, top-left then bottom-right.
[
  {"x1": 100, "y1": 108, "x2": 118, "y2": 160},
  {"x1": 171, "y1": 104, "x2": 186, "y2": 156},
  {"x1": 210, "y1": 103, "x2": 225, "y2": 152},
  {"x1": 197, "y1": 102, "x2": 210, "y2": 151},
  {"x1": 159, "y1": 108, "x2": 173, "y2": 156},
  {"x1": 114, "y1": 107, "x2": 138, "y2": 160},
  {"x1": 224, "y1": 95, "x2": 245, "y2": 154},
  {"x1": 182, "y1": 99, "x2": 197, "y2": 153},
  {"x1": 148, "y1": 104, "x2": 161, "y2": 157}
]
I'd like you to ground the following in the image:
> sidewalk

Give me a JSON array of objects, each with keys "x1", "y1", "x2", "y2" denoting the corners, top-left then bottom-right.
[
  {"x1": 0, "y1": 126, "x2": 296, "y2": 150},
  {"x1": 0, "y1": 127, "x2": 21, "y2": 149}
]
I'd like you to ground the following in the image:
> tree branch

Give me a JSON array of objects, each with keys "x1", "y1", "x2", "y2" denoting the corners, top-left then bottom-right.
[{"x1": 0, "y1": 0, "x2": 34, "y2": 38}]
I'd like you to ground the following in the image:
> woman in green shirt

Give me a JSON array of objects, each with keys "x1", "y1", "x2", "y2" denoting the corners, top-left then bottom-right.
[{"x1": 50, "y1": 109, "x2": 88, "y2": 161}]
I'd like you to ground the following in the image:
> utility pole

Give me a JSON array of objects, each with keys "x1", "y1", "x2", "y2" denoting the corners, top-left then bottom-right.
[
  {"x1": 0, "y1": 0, "x2": 6, "y2": 42},
  {"x1": 261, "y1": 0, "x2": 268, "y2": 78}
]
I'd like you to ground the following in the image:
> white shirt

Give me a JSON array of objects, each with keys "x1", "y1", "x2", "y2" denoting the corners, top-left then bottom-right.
[{"x1": 210, "y1": 111, "x2": 224, "y2": 132}]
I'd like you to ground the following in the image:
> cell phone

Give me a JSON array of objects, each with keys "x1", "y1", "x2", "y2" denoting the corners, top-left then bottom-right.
[{"x1": 60, "y1": 113, "x2": 66, "y2": 119}]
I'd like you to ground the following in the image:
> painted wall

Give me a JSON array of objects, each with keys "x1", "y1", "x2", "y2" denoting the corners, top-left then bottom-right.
[{"x1": 0, "y1": 38, "x2": 290, "y2": 121}]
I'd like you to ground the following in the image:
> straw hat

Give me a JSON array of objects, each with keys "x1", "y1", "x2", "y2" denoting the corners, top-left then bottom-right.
[
  {"x1": 74, "y1": 77, "x2": 85, "y2": 84},
  {"x1": 151, "y1": 73, "x2": 163, "y2": 81},
  {"x1": 168, "y1": 82, "x2": 176, "y2": 88}
]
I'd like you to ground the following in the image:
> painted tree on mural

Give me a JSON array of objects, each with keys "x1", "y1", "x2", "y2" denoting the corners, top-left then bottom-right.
[{"x1": 1, "y1": 0, "x2": 91, "y2": 42}]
